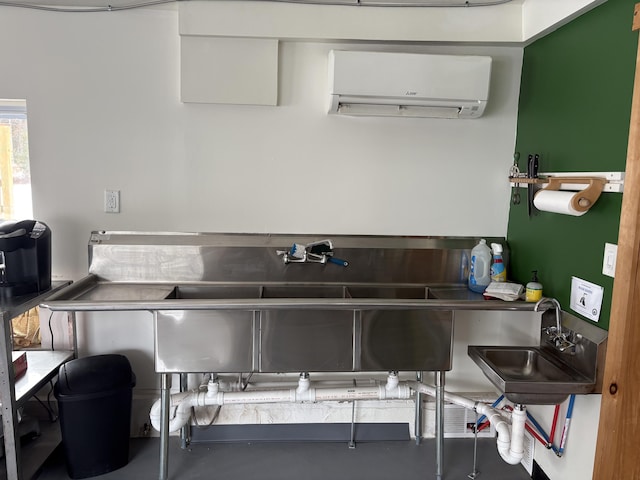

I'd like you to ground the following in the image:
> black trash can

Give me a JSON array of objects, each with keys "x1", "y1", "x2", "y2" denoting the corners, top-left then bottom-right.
[{"x1": 54, "y1": 354, "x2": 136, "y2": 479}]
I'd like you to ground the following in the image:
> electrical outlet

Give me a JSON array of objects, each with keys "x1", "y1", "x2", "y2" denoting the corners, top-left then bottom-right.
[
  {"x1": 602, "y1": 243, "x2": 617, "y2": 278},
  {"x1": 104, "y1": 190, "x2": 120, "y2": 213}
]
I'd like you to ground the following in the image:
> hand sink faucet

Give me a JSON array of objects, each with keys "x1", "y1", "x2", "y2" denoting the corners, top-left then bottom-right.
[{"x1": 534, "y1": 297, "x2": 575, "y2": 352}]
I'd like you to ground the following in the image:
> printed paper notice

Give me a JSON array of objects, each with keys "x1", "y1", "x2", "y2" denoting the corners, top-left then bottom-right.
[{"x1": 570, "y1": 276, "x2": 604, "y2": 322}]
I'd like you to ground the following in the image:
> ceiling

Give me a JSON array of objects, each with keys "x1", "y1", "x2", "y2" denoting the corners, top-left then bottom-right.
[
  {"x1": 0, "y1": 0, "x2": 604, "y2": 47},
  {"x1": 0, "y1": 0, "x2": 526, "y2": 13}
]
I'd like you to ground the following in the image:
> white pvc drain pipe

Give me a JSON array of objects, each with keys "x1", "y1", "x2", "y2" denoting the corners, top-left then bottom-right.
[{"x1": 149, "y1": 373, "x2": 525, "y2": 466}]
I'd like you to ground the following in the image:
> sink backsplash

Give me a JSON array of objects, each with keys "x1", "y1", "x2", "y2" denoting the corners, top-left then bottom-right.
[
  {"x1": 87, "y1": 231, "x2": 507, "y2": 285},
  {"x1": 540, "y1": 309, "x2": 608, "y2": 393}
]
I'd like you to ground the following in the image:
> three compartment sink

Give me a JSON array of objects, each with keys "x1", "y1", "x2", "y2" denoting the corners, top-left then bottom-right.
[
  {"x1": 166, "y1": 284, "x2": 433, "y2": 300},
  {"x1": 152, "y1": 283, "x2": 454, "y2": 373},
  {"x1": 467, "y1": 345, "x2": 595, "y2": 405}
]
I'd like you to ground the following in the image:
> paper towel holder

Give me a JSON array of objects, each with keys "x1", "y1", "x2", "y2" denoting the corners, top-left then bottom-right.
[
  {"x1": 509, "y1": 172, "x2": 624, "y2": 215},
  {"x1": 539, "y1": 177, "x2": 606, "y2": 213}
]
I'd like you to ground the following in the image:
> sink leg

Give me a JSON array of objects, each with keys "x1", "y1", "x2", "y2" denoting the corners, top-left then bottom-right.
[
  {"x1": 180, "y1": 373, "x2": 190, "y2": 450},
  {"x1": 435, "y1": 371, "x2": 445, "y2": 479},
  {"x1": 415, "y1": 371, "x2": 423, "y2": 445},
  {"x1": 348, "y1": 379, "x2": 356, "y2": 449},
  {"x1": 468, "y1": 410, "x2": 479, "y2": 479},
  {"x1": 160, "y1": 373, "x2": 172, "y2": 480}
]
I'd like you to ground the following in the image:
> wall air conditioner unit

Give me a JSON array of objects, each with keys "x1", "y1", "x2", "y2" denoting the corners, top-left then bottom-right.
[{"x1": 327, "y1": 50, "x2": 492, "y2": 119}]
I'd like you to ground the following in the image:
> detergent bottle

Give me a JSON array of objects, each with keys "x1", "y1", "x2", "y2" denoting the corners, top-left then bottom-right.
[{"x1": 468, "y1": 239, "x2": 492, "y2": 293}]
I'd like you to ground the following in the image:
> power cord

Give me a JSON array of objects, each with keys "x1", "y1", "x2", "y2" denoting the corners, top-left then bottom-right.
[
  {"x1": 47, "y1": 310, "x2": 55, "y2": 351},
  {"x1": 34, "y1": 381, "x2": 58, "y2": 422}
]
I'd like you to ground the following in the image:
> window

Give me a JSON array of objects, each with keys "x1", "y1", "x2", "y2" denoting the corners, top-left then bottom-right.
[{"x1": 0, "y1": 99, "x2": 32, "y2": 221}]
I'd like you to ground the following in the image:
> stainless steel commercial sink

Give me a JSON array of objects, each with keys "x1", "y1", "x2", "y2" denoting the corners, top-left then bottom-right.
[
  {"x1": 467, "y1": 310, "x2": 607, "y2": 405},
  {"x1": 41, "y1": 232, "x2": 593, "y2": 480},
  {"x1": 42, "y1": 232, "x2": 541, "y2": 376},
  {"x1": 467, "y1": 345, "x2": 594, "y2": 404},
  {"x1": 154, "y1": 283, "x2": 453, "y2": 373}
]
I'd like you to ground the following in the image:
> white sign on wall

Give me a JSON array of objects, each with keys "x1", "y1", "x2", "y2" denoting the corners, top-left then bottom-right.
[{"x1": 570, "y1": 276, "x2": 604, "y2": 322}]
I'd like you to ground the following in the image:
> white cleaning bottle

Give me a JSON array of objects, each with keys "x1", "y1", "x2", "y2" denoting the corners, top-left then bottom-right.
[{"x1": 469, "y1": 239, "x2": 492, "y2": 293}]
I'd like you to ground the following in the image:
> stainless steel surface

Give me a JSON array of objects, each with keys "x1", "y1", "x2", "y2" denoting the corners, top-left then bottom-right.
[
  {"x1": 413, "y1": 372, "x2": 423, "y2": 445},
  {"x1": 541, "y1": 309, "x2": 608, "y2": 393},
  {"x1": 44, "y1": 273, "x2": 535, "y2": 314},
  {"x1": 360, "y1": 310, "x2": 453, "y2": 371},
  {"x1": 39, "y1": 232, "x2": 529, "y2": 480},
  {"x1": 349, "y1": 378, "x2": 356, "y2": 449},
  {"x1": 414, "y1": 371, "x2": 423, "y2": 446},
  {"x1": 41, "y1": 232, "x2": 529, "y2": 375},
  {"x1": 154, "y1": 284, "x2": 454, "y2": 373},
  {"x1": 435, "y1": 371, "x2": 444, "y2": 479},
  {"x1": 180, "y1": 373, "x2": 189, "y2": 450},
  {"x1": 45, "y1": 294, "x2": 536, "y2": 312},
  {"x1": 160, "y1": 374, "x2": 171, "y2": 480},
  {"x1": 154, "y1": 310, "x2": 254, "y2": 373},
  {"x1": 0, "y1": 281, "x2": 73, "y2": 480},
  {"x1": 468, "y1": 309, "x2": 607, "y2": 405},
  {"x1": 79, "y1": 231, "x2": 508, "y2": 285},
  {"x1": 260, "y1": 310, "x2": 354, "y2": 372},
  {"x1": 468, "y1": 345, "x2": 595, "y2": 404},
  {"x1": 1, "y1": 281, "x2": 72, "y2": 317},
  {"x1": 534, "y1": 297, "x2": 575, "y2": 352},
  {"x1": 14, "y1": 351, "x2": 74, "y2": 406}
]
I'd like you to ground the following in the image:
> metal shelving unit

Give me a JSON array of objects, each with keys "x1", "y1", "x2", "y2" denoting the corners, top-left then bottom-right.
[{"x1": 0, "y1": 281, "x2": 73, "y2": 480}]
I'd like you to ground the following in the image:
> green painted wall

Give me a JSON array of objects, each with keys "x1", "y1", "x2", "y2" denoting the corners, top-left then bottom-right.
[{"x1": 508, "y1": 0, "x2": 638, "y2": 330}]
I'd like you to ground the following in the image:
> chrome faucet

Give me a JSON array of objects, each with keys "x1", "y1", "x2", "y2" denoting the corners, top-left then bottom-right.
[
  {"x1": 277, "y1": 240, "x2": 349, "y2": 267},
  {"x1": 534, "y1": 297, "x2": 574, "y2": 352}
]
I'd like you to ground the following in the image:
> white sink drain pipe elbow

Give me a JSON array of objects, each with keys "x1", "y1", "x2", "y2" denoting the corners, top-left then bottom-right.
[
  {"x1": 149, "y1": 391, "x2": 194, "y2": 433},
  {"x1": 150, "y1": 373, "x2": 411, "y2": 433},
  {"x1": 408, "y1": 381, "x2": 526, "y2": 466}
]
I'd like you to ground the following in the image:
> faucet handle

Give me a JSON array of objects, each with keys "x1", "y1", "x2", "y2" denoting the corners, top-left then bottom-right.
[
  {"x1": 327, "y1": 256, "x2": 349, "y2": 267},
  {"x1": 554, "y1": 336, "x2": 576, "y2": 353}
]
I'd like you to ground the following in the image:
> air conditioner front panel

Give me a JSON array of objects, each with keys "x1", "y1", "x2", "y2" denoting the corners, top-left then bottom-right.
[
  {"x1": 329, "y1": 51, "x2": 491, "y2": 101},
  {"x1": 327, "y1": 50, "x2": 492, "y2": 118}
]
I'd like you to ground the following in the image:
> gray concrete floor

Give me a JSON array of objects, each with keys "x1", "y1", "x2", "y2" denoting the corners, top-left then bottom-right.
[{"x1": 37, "y1": 437, "x2": 532, "y2": 480}]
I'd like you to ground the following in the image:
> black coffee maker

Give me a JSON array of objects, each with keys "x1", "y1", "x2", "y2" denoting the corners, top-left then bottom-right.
[{"x1": 0, "y1": 220, "x2": 51, "y2": 299}]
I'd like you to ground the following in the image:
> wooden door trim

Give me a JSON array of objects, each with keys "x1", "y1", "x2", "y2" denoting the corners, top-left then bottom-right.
[{"x1": 593, "y1": 4, "x2": 640, "y2": 478}]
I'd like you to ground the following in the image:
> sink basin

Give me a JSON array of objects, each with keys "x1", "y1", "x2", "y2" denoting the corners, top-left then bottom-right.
[
  {"x1": 347, "y1": 286, "x2": 430, "y2": 299},
  {"x1": 468, "y1": 345, "x2": 595, "y2": 405},
  {"x1": 164, "y1": 284, "x2": 438, "y2": 301},
  {"x1": 261, "y1": 285, "x2": 347, "y2": 298},
  {"x1": 167, "y1": 285, "x2": 261, "y2": 299}
]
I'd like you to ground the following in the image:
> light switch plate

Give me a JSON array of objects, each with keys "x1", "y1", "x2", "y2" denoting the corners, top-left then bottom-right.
[{"x1": 602, "y1": 243, "x2": 617, "y2": 278}]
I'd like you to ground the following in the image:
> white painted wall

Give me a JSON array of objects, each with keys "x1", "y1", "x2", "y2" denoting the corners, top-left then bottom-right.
[
  {"x1": 1, "y1": 5, "x2": 601, "y2": 479},
  {"x1": 0, "y1": 7, "x2": 522, "y2": 280}
]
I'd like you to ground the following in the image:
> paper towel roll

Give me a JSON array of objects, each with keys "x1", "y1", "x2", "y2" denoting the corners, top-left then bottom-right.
[{"x1": 533, "y1": 190, "x2": 587, "y2": 216}]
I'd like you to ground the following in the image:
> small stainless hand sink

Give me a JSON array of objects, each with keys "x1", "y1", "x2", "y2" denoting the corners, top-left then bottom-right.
[{"x1": 468, "y1": 345, "x2": 595, "y2": 405}]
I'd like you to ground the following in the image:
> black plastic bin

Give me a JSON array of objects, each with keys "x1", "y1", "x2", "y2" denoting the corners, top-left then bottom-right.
[{"x1": 54, "y1": 354, "x2": 136, "y2": 479}]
